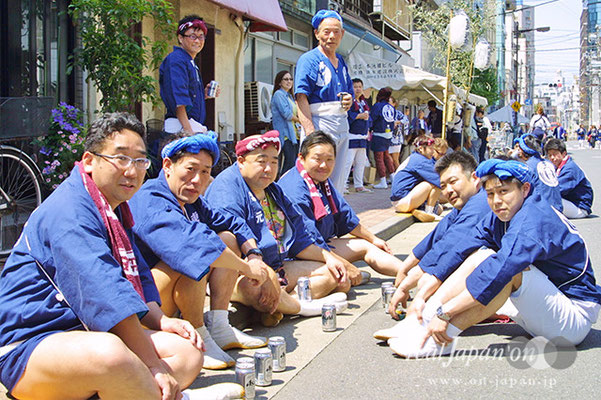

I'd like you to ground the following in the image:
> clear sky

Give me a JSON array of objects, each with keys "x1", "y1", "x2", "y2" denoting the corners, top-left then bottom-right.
[{"x1": 523, "y1": 0, "x2": 581, "y2": 84}]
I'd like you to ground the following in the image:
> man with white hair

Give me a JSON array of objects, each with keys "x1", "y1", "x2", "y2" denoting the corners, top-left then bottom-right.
[{"x1": 295, "y1": 9, "x2": 354, "y2": 193}]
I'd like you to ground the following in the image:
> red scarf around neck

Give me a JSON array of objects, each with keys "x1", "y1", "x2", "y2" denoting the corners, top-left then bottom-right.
[
  {"x1": 556, "y1": 155, "x2": 569, "y2": 175},
  {"x1": 75, "y1": 162, "x2": 145, "y2": 301},
  {"x1": 296, "y1": 158, "x2": 338, "y2": 221}
]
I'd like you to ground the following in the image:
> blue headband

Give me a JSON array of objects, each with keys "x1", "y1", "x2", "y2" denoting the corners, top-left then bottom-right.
[
  {"x1": 161, "y1": 131, "x2": 220, "y2": 166},
  {"x1": 476, "y1": 159, "x2": 533, "y2": 184},
  {"x1": 517, "y1": 135, "x2": 538, "y2": 156},
  {"x1": 312, "y1": 10, "x2": 343, "y2": 29}
]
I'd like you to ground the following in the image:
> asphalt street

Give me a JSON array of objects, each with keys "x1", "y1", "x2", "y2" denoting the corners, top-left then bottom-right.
[{"x1": 272, "y1": 142, "x2": 601, "y2": 400}]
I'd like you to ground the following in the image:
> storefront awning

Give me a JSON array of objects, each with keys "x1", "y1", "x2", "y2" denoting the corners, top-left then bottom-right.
[
  {"x1": 343, "y1": 20, "x2": 398, "y2": 54},
  {"x1": 347, "y1": 52, "x2": 488, "y2": 107},
  {"x1": 207, "y1": 0, "x2": 287, "y2": 32}
]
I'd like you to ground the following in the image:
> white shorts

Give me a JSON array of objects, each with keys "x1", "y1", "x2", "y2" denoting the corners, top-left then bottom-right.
[
  {"x1": 164, "y1": 117, "x2": 208, "y2": 134},
  {"x1": 506, "y1": 266, "x2": 600, "y2": 345},
  {"x1": 562, "y1": 198, "x2": 590, "y2": 219},
  {"x1": 389, "y1": 145, "x2": 402, "y2": 153}
]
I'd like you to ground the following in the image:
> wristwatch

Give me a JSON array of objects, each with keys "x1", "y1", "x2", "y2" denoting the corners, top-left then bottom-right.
[
  {"x1": 436, "y1": 305, "x2": 452, "y2": 322},
  {"x1": 245, "y1": 248, "x2": 263, "y2": 258}
]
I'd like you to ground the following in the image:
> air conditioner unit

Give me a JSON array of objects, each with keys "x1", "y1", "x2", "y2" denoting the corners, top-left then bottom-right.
[{"x1": 244, "y1": 81, "x2": 274, "y2": 123}]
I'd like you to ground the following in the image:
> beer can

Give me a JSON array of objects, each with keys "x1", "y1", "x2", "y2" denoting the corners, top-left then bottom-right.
[
  {"x1": 339, "y1": 92, "x2": 349, "y2": 109},
  {"x1": 268, "y1": 336, "x2": 287, "y2": 372},
  {"x1": 384, "y1": 286, "x2": 396, "y2": 313},
  {"x1": 207, "y1": 80, "x2": 219, "y2": 98},
  {"x1": 235, "y1": 359, "x2": 255, "y2": 399},
  {"x1": 297, "y1": 277, "x2": 312, "y2": 301},
  {"x1": 381, "y1": 282, "x2": 393, "y2": 307},
  {"x1": 322, "y1": 304, "x2": 336, "y2": 332},
  {"x1": 254, "y1": 349, "x2": 273, "y2": 387}
]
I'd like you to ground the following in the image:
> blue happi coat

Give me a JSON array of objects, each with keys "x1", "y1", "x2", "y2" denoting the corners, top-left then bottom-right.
[
  {"x1": 205, "y1": 163, "x2": 326, "y2": 269},
  {"x1": 278, "y1": 166, "x2": 360, "y2": 242},
  {"x1": 129, "y1": 171, "x2": 257, "y2": 279},
  {"x1": 557, "y1": 157, "x2": 593, "y2": 214},
  {"x1": 0, "y1": 167, "x2": 159, "y2": 391},
  {"x1": 414, "y1": 190, "x2": 491, "y2": 271},
  {"x1": 421, "y1": 193, "x2": 601, "y2": 306},
  {"x1": 390, "y1": 151, "x2": 440, "y2": 202}
]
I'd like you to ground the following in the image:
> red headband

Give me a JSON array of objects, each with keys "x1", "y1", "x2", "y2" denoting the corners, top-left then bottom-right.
[
  {"x1": 236, "y1": 130, "x2": 281, "y2": 156},
  {"x1": 178, "y1": 19, "x2": 208, "y2": 36},
  {"x1": 416, "y1": 137, "x2": 435, "y2": 147}
]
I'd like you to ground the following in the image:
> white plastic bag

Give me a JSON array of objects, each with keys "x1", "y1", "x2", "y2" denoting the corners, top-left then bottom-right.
[
  {"x1": 474, "y1": 39, "x2": 490, "y2": 70},
  {"x1": 449, "y1": 11, "x2": 470, "y2": 50}
]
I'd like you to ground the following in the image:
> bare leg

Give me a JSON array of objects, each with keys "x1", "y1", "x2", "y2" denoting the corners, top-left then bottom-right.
[
  {"x1": 426, "y1": 186, "x2": 441, "y2": 208},
  {"x1": 152, "y1": 261, "x2": 207, "y2": 327},
  {"x1": 328, "y1": 237, "x2": 400, "y2": 276},
  {"x1": 210, "y1": 232, "x2": 242, "y2": 311},
  {"x1": 11, "y1": 329, "x2": 202, "y2": 400},
  {"x1": 283, "y1": 260, "x2": 350, "y2": 297},
  {"x1": 394, "y1": 181, "x2": 438, "y2": 213}
]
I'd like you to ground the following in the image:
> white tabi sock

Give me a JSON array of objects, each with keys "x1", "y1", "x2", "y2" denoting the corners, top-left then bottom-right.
[
  {"x1": 446, "y1": 323, "x2": 462, "y2": 338},
  {"x1": 424, "y1": 205, "x2": 435, "y2": 214}
]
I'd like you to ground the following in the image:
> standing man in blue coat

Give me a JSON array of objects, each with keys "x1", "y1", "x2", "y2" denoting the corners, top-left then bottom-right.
[
  {"x1": 279, "y1": 131, "x2": 402, "y2": 285},
  {"x1": 206, "y1": 131, "x2": 349, "y2": 325},
  {"x1": 295, "y1": 9, "x2": 354, "y2": 193},
  {"x1": 129, "y1": 132, "x2": 272, "y2": 370},
  {"x1": 160, "y1": 15, "x2": 219, "y2": 134},
  {"x1": 545, "y1": 138, "x2": 593, "y2": 219}
]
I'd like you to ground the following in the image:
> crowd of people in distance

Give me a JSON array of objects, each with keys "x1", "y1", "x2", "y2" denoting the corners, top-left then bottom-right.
[{"x1": 0, "y1": 9, "x2": 599, "y2": 400}]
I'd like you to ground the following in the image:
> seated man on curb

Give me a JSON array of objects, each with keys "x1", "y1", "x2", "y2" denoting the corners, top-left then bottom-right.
[
  {"x1": 515, "y1": 134, "x2": 563, "y2": 212},
  {"x1": 206, "y1": 130, "x2": 349, "y2": 325},
  {"x1": 279, "y1": 131, "x2": 402, "y2": 282},
  {"x1": 385, "y1": 159, "x2": 601, "y2": 358},
  {"x1": 129, "y1": 131, "x2": 271, "y2": 370},
  {"x1": 373, "y1": 151, "x2": 491, "y2": 341},
  {"x1": 0, "y1": 113, "x2": 242, "y2": 400},
  {"x1": 545, "y1": 138, "x2": 593, "y2": 219},
  {"x1": 390, "y1": 135, "x2": 442, "y2": 222}
]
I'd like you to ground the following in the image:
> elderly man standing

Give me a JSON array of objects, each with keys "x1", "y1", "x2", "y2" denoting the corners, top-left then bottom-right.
[
  {"x1": 206, "y1": 131, "x2": 349, "y2": 326},
  {"x1": 0, "y1": 113, "x2": 242, "y2": 400},
  {"x1": 295, "y1": 9, "x2": 354, "y2": 193}
]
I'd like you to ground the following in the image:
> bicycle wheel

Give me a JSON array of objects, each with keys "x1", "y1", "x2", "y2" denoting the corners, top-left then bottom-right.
[{"x1": 0, "y1": 146, "x2": 43, "y2": 257}]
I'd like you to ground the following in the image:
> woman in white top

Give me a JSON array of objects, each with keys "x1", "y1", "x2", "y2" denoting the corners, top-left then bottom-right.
[{"x1": 529, "y1": 106, "x2": 551, "y2": 140}]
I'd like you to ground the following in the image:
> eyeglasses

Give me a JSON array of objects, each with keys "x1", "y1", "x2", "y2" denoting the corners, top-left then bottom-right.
[
  {"x1": 92, "y1": 153, "x2": 151, "y2": 170},
  {"x1": 183, "y1": 34, "x2": 205, "y2": 41},
  {"x1": 282, "y1": 77, "x2": 293, "y2": 81}
]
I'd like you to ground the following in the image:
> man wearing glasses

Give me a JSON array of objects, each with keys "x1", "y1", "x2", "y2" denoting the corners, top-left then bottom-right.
[
  {"x1": 160, "y1": 15, "x2": 219, "y2": 135},
  {"x1": 0, "y1": 113, "x2": 242, "y2": 399}
]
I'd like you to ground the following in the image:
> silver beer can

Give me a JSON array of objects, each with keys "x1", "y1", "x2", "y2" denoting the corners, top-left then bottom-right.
[
  {"x1": 384, "y1": 286, "x2": 396, "y2": 313},
  {"x1": 322, "y1": 303, "x2": 336, "y2": 332},
  {"x1": 268, "y1": 336, "x2": 287, "y2": 372},
  {"x1": 207, "y1": 80, "x2": 219, "y2": 98},
  {"x1": 254, "y1": 349, "x2": 273, "y2": 387},
  {"x1": 297, "y1": 276, "x2": 312, "y2": 301},
  {"x1": 381, "y1": 282, "x2": 393, "y2": 307},
  {"x1": 235, "y1": 359, "x2": 255, "y2": 399},
  {"x1": 338, "y1": 91, "x2": 349, "y2": 109}
]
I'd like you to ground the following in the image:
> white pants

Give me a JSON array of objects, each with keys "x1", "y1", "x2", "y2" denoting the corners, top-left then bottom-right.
[
  {"x1": 508, "y1": 266, "x2": 600, "y2": 346},
  {"x1": 344, "y1": 147, "x2": 368, "y2": 189},
  {"x1": 164, "y1": 117, "x2": 208, "y2": 134},
  {"x1": 562, "y1": 198, "x2": 589, "y2": 219}
]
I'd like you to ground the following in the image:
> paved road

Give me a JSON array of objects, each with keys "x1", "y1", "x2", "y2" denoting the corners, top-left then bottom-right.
[{"x1": 273, "y1": 143, "x2": 601, "y2": 400}]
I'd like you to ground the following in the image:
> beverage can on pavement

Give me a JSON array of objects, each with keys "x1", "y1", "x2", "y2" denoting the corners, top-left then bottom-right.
[
  {"x1": 381, "y1": 282, "x2": 393, "y2": 307},
  {"x1": 207, "y1": 80, "x2": 219, "y2": 98},
  {"x1": 235, "y1": 359, "x2": 255, "y2": 399},
  {"x1": 297, "y1": 277, "x2": 312, "y2": 301},
  {"x1": 268, "y1": 336, "x2": 287, "y2": 372},
  {"x1": 384, "y1": 286, "x2": 396, "y2": 313},
  {"x1": 254, "y1": 349, "x2": 273, "y2": 386},
  {"x1": 322, "y1": 303, "x2": 336, "y2": 332}
]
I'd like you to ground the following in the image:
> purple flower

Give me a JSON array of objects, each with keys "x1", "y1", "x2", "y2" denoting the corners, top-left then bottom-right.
[{"x1": 40, "y1": 147, "x2": 51, "y2": 156}]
